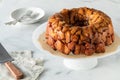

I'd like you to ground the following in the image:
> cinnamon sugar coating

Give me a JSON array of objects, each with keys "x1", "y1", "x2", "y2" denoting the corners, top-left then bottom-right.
[{"x1": 45, "y1": 7, "x2": 114, "y2": 56}]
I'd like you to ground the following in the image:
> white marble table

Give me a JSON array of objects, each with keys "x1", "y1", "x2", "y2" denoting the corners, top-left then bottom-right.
[{"x1": 0, "y1": 0, "x2": 120, "y2": 80}]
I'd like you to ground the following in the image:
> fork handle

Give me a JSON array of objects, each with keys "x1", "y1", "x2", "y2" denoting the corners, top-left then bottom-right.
[{"x1": 4, "y1": 61, "x2": 24, "y2": 79}]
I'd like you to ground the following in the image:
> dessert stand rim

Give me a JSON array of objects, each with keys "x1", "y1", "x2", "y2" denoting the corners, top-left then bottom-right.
[
  {"x1": 32, "y1": 22, "x2": 120, "y2": 59},
  {"x1": 32, "y1": 22, "x2": 120, "y2": 70}
]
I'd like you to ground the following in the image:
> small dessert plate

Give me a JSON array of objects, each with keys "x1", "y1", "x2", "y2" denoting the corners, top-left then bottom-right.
[{"x1": 11, "y1": 7, "x2": 45, "y2": 24}]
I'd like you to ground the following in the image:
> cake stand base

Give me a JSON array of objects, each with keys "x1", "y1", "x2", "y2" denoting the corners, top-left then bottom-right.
[
  {"x1": 63, "y1": 58, "x2": 98, "y2": 70},
  {"x1": 32, "y1": 22, "x2": 120, "y2": 70}
]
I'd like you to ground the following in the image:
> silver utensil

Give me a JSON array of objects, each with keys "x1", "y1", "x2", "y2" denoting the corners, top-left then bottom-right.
[
  {"x1": 0, "y1": 43, "x2": 24, "y2": 79},
  {"x1": 5, "y1": 10, "x2": 33, "y2": 25}
]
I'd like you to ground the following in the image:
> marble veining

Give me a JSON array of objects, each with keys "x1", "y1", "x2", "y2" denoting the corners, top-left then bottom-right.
[{"x1": 0, "y1": 0, "x2": 120, "y2": 80}]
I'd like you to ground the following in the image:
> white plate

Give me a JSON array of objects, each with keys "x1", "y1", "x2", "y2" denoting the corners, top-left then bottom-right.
[
  {"x1": 32, "y1": 22, "x2": 47, "y2": 51},
  {"x1": 11, "y1": 7, "x2": 45, "y2": 24},
  {"x1": 32, "y1": 22, "x2": 120, "y2": 59},
  {"x1": 32, "y1": 22, "x2": 120, "y2": 70}
]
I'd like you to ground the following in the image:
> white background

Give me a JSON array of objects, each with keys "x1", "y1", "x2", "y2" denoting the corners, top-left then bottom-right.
[{"x1": 0, "y1": 0, "x2": 120, "y2": 80}]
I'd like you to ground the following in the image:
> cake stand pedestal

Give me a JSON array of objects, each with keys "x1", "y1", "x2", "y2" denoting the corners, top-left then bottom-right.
[
  {"x1": 32, "y1": 22, "x2": 120, "y2": 70},
  {"x1": 63, "y1": 58, "x2": 97, "y2": 70}
]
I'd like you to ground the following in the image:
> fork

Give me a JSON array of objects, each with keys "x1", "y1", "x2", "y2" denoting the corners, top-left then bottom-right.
[{"x1": 5, "y1": 10, "x2": 33, "y2": 25}]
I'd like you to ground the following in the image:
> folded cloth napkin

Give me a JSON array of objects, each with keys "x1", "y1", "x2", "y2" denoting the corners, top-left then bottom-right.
[{"x1": 0, "y1": 50, "x2": 44, "y2": 80}]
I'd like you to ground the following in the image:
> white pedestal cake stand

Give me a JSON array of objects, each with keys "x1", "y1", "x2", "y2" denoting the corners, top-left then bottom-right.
[
  {"x1": 63, "y1": 57, "x2": 97, "y2": 70},
  {"x1": 32, "y1": 22, "x2": 120, "y2": 70}
]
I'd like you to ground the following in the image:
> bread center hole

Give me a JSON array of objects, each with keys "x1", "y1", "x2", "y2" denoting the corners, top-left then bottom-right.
[{"x1": 73, "y1": 20, "x2": 89, "y2": 27}]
